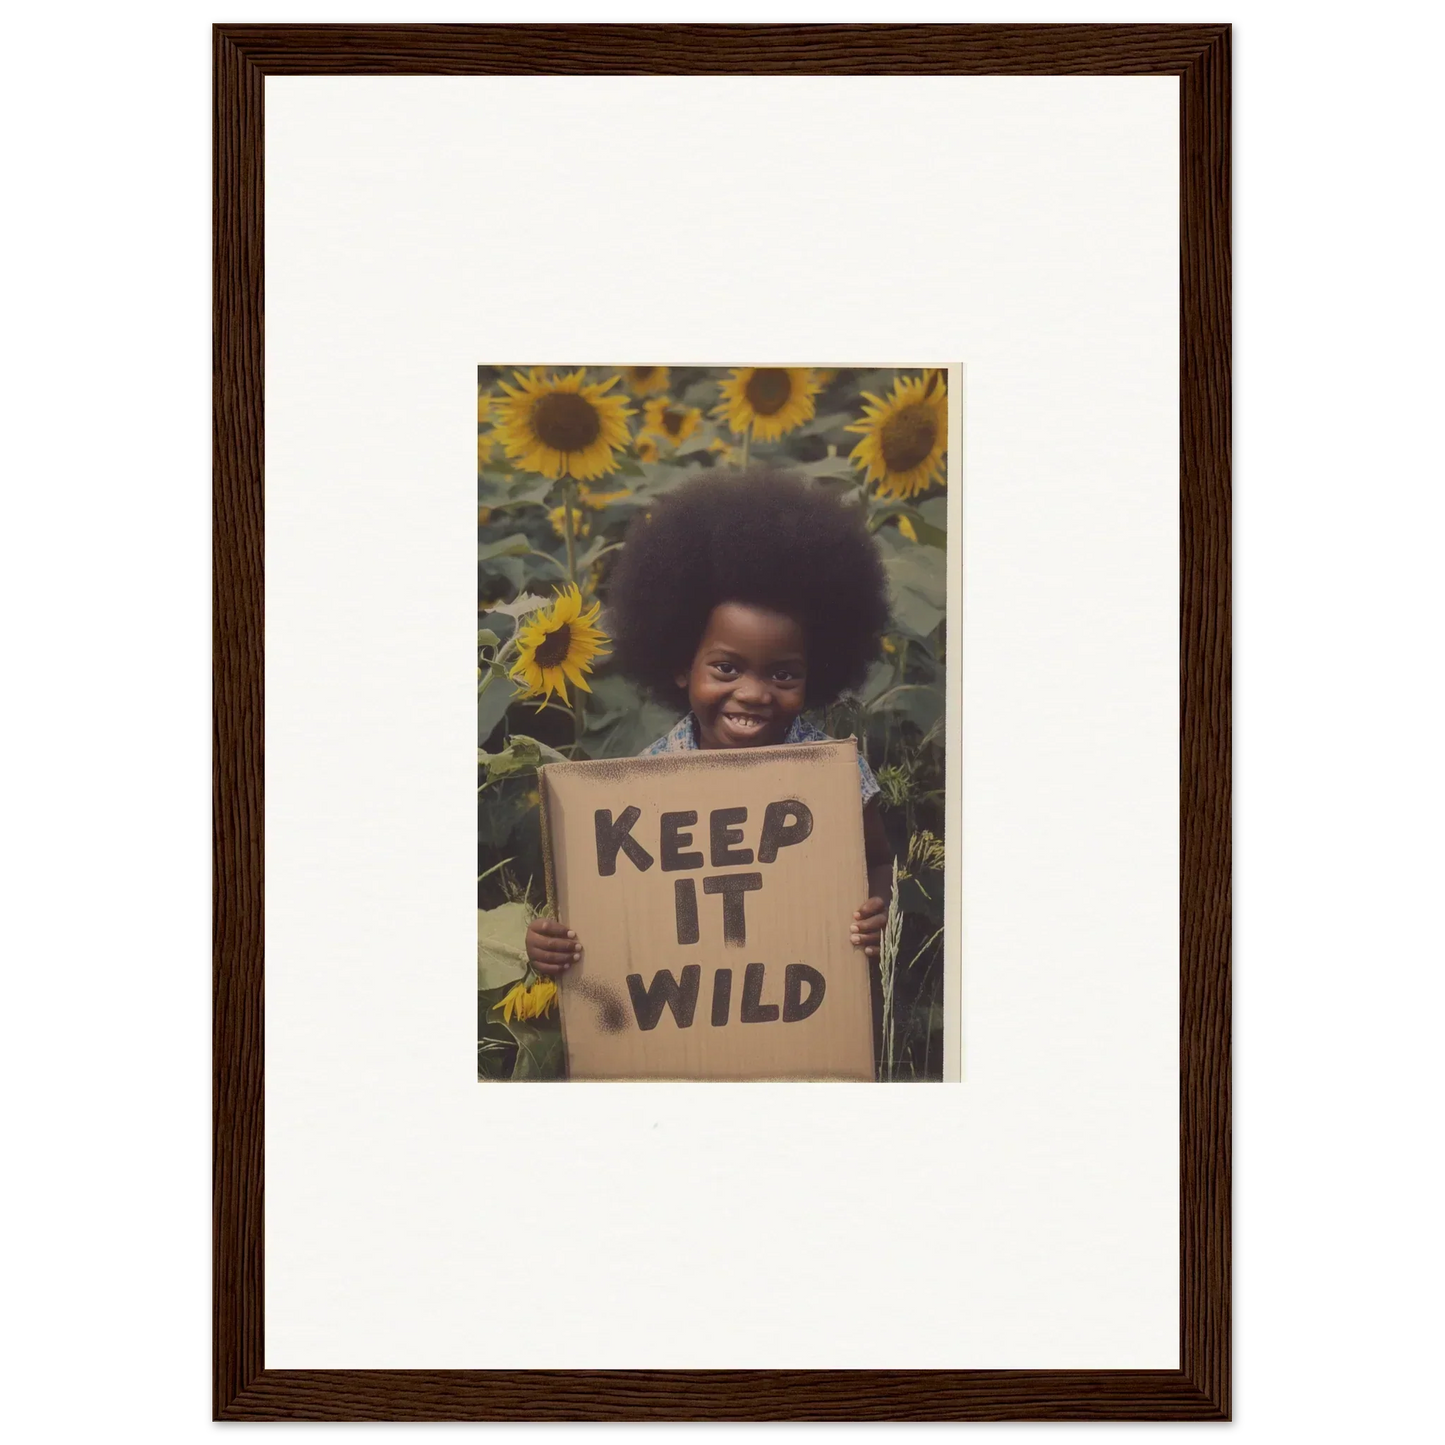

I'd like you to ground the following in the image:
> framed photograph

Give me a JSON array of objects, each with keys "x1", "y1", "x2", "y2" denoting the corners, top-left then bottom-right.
[
  {"x1": 475, "y1": 361, "x2": 960, "y2": 1086},
  {"x1": 216, "y1": 23, "x2": 1229, "y2": 1420}
]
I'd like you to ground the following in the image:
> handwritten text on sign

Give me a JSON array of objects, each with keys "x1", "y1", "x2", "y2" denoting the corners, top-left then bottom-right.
[{"x1": 594, "y1": 798, "x2": 824, "y2": 1030}]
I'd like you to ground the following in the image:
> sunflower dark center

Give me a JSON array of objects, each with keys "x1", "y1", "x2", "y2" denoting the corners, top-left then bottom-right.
[
  {"x1": 743, "y1": 368, "x2": 793, "y2": 416},
  {"x1": 533, "y1": 622, "x2": 573, "y2": 668},
  {"x1": 662, "y1": 409, "x2": 684, "y2": 436},
  {"x1": 632, "y1": 367, "x2": 658, "y2": 384},
  {"x1": 532, "y1": 393, "x2": 601, "y2": 452},
  {"x1": 879, "y1": 404, "x2": 938, "y2": 473}
]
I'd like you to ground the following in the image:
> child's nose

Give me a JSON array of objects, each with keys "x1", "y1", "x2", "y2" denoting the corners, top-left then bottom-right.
[{"x1": 735, "y1": 674, "x2": 771, "y2": 703}]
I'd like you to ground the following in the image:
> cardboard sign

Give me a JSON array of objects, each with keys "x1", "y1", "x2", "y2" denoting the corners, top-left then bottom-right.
[{"x1": 539, "y1": 739, "x2": 875, "y2": 1080}]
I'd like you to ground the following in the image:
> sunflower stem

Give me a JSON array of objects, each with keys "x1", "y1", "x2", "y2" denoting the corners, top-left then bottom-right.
[
  {"x1": 477, "y1": 641, "x2": 518, "y2": 697},
  {"x1": 562, "y1": 482, "x2": 579, "y2": 584},
  {"x1": 741, "y1": 424, "x2": 751, "y2": 468},
  {"x1": 560, "y1": 481, "x2": 588, "y2": 751}
]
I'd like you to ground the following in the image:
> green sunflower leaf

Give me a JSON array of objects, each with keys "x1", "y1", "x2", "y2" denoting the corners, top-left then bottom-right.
[
  {"x1": 584, "y1": 695, "x2": 681, "y2": 758},
  {"x1": 789, "y1": 409, "x2": 854, "y2": 441},
  {"x1": 917, "y1": 496, "x2": 948, "y2": 529},
  {"x1": 509, "y1": 1015, "x2": 566, "y2": 1080},
  {"x1": 875, "y1": 529, "x2": 946, "y2": 638},
  {"x1": 478, "y1": 674, "x2": 519, "y2": 746},
  {"x1": 680, "y1": 377, "x2": 720, "y2": 407},
  {"x1": 871, "y1": 683, "x2": 945, "y2": 734},
  {"x1": 575, "y1": 536, "x2": 625, "y2": 573},
  {"x1": 674, "y1": 428, "x2": 719, "y2": 456},
  {"x1": 478, "y1": 533, "x2": 534, "y2": 562},
  {"x1": 509, "y1": 733, "x2": 568, "y2": 766},
  {"x1": 858, "y1": 660, "x2": 896, "y2": 706},
  {"x1": 867, "y1": 502, "x2": 948, "y2": 548},
  {"x1": 476, "y1": 903, "x2": 531, "y2": 991},
  {"x1": 480, "y1": 556, "x2": 529, "y2": 594},
  {"x1": 787, "y1": 455, "x2": 859, "y2": 483},
  {"x1": 481, "y1": 734, "x2": 566, "y2": 779},
  {"x1": 479, "y1": 473, "x2": 553, "y2": 508},
  {"x1": 911, "y1": 518, "x2": 948, "y2": 549},
  {"x1": 572, "y1": 675, "x2": 638, "y2": 734}
]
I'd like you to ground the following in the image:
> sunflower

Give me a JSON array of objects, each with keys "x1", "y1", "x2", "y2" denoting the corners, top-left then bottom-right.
[
  {"x1": 496, "y1": 975, "x2": 558, "y2": 1025},
  {"x1": 619, "y1": 365, "x2": 670, "y2": 397},
  {"x1": 548, "y1": 504, "x2": 591, "y2": 540},
  {"x1": 636, "y1": 434, "x2": 661, "y2": 464},
  {"x1": 508, "y1": 584, "x2": 610, "y2": 707},
  {"x1": 639, "y1": 397, "x2": 702, "y2": 449},
  {"x1": 715, "y1": 367, "x2": 820, "y2": 441},
  {"x1": 494, "y1": 369, "x2": 633, "y2": 482},
  {"x1": 845, "y1": 371, "x2": 948, "y2": 500}
]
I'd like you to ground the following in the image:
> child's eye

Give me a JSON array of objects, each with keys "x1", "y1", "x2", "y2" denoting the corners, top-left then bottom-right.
[{"x1": 711, "y1": 661, "x2": 738, "y2": 677}]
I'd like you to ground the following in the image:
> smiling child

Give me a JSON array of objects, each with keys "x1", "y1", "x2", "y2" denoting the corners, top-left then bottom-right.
[{"x1": 526, "y1": 465, "x2": 895, "y2": 980}]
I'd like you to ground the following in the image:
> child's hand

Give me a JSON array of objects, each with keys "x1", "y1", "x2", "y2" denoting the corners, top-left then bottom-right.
[
  {"x1": 851, "y1": 897, "x2": 888, "y2": 958},
  {"x1": 526, "y1": 918, "x2": 581, "y2": 976}
]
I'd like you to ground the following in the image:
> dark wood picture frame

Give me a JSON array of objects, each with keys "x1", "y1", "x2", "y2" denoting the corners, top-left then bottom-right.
[{"x1": 215, "y1": 23, "x2": 1229, "y2": 1421}]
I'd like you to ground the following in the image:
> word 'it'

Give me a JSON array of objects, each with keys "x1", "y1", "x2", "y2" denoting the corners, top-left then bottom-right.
[{"x1": 625, "y1": 963, "x2": 826, "y2": 1031}]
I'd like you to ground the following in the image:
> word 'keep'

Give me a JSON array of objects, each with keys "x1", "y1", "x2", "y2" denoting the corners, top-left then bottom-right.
[{"x1": 593, "y1": 799, "x2": 813, "y2": 875}]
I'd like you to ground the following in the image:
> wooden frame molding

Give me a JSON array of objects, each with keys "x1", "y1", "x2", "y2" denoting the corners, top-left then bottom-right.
[{"x1": 214, "y1": 23, "x2": 1230, "y2": 1421}]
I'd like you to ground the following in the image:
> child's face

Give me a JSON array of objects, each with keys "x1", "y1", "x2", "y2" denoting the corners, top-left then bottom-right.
[{"x1": 678, "y1": 601, "x2": 807, "y2": 749}]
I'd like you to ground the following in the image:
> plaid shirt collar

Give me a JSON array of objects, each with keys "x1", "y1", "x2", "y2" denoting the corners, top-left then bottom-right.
[{"x1": 647, "y1": 712, "x2": 825, "y2": 752}]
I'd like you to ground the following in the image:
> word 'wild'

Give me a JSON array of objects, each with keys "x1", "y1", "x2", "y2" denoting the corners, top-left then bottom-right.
[{"x1": 625, "y1": 963, "x2": 826, "y2": 1031}]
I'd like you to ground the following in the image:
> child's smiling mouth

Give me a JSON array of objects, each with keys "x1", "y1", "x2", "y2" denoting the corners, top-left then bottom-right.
[{"x1": 717, "y1": 710, "x2": 772, "y2": 744}]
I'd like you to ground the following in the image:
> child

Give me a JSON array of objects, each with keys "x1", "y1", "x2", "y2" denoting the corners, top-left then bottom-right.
[{"x1": 526, "y1": 465, "x2": 895, "y2": 975}]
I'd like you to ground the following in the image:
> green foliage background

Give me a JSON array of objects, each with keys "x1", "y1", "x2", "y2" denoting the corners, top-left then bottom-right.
[{"x1": 478, "y1": 366, "x2": 949, "y2": 1081}]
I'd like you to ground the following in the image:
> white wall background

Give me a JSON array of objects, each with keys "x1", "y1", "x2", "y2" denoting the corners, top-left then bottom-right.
[{"x1": 263, "y1": 71, "x2": 1177, "y2": 1371}]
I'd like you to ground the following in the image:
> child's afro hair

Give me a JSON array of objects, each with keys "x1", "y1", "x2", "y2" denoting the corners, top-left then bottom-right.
[{"x1": 604, "y1": 465, "x2": 891, "y2": 708}]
